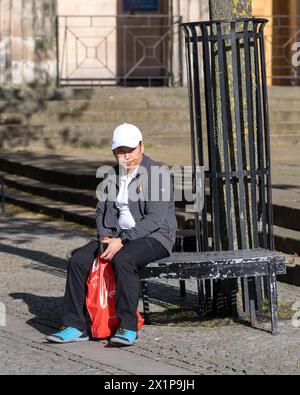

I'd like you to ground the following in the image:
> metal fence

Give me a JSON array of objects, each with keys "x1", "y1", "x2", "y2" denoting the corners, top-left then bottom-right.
[{"x1": 56, "y1": 14, "x2": 183, "y2": 87}]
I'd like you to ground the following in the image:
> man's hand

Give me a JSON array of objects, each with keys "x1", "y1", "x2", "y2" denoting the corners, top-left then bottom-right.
[{"x1": 100, "y1": 237, "x2": 124, "y2": 261}]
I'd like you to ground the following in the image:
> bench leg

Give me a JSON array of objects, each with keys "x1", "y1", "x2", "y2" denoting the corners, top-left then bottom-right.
[
  {"x1": 263, "y1": 277, "x2": 269, "y2": 302},
  {"x1": 205, "y1": 279, "x2": 213, "y2": 316},
  {"x1": 179, "y1": 280, "x2": 186, "y2": 297},
  {"x1": 197, "y1": 279, "x2": 206, "y2": 317},
  {"x1": 255, "y1": 277, "x2": 264, "y2": 315},
  {"x1": 213, "y1": 279, "x2": 238, "y2": 317},
  {"x1": 213, "y1": 279, "x2": 225, "y2": 316},
  {"x1": 241, "y1": 278, "x2": 250, "y2": 315},
  {"x1": 141, "y1": 280, "x2": 151, "y2": 325},
  {"x1": 224, "y1": 279, "x2": 238, "y2": 317},
  {"x1": 268, "y1": 261, "x2": 278, "y2": 335},
  {"x1": 248, "y1": 277, "x2": 257, "y2": 328}
]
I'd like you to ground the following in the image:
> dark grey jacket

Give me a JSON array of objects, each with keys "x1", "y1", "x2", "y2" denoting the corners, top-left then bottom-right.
[{"x1": 96, "y1": 154, "x2": 178, "y2": 255}]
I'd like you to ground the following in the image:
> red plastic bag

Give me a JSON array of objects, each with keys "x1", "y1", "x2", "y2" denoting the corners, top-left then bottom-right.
[{"x1": 86, "y1": 255, "x2": 144, "y2": 339}]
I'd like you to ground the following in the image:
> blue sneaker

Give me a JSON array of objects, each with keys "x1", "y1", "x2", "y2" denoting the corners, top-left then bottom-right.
[
  {"x1": 109, "y1": 328, "x2": 138, "y2": 346},
  {"x1": 46, "y1": 327, "x2": 89, "y2": 344}
]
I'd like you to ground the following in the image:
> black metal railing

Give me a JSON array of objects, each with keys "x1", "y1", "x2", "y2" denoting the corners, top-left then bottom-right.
[{"x1": 56, "y1": 14, "x2": 183, "y2": 87}]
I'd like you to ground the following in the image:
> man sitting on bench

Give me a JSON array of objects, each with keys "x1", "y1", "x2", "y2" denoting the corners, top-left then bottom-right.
[{"x1": 47, "y1": 123, "x2": 178, "y2": 346}]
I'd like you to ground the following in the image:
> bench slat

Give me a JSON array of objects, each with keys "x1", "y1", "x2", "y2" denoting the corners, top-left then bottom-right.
[
  {"x1": 141, "y1": 250, "x2": 286, "y2": 280},
  {"x1": 142, "y1": 260, "x2": 285, "y2": 280},
  {"x1": 151, "y1": 249, "x2": 281, "y2": 265}
]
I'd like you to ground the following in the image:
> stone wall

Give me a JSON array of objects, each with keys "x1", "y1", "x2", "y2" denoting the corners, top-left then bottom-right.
[
  {"x1": 0, "y1": 0, "x2": 210, "y2": 89},
  {"x1": 178, "y1": 0, "x2": 209, "y2": 22},
  {"x1": 0, "y1": 0, "x2": 280, "y2": 89},
  {"x1": 0, "y1": 0, "x2": 57, "y2": 88}
]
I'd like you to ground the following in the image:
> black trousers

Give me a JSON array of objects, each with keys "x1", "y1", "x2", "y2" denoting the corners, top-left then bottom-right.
[{"x1": 62, "y1": 237, "x2": 169, "y2": 332}]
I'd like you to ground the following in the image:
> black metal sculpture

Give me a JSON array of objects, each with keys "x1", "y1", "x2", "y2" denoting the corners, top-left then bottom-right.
[
  {"x1": 179, "y1": 17, "x2": 278, "y2": 318},
  {"x1": 140, "y1": 18, "x2": 286, "y2": 333},
  {"x1": 180, "y1": 18, "x2": 273, "y2": 253}
]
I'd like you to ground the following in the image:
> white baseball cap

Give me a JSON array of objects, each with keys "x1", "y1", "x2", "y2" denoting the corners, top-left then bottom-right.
[{"x1": 112, "y1": 123, "x2": 143, "y2": 151}]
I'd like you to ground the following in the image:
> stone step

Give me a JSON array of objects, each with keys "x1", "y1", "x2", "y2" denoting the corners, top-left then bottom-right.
[
  {"x1": 2, "y1": 121, "x2": 298, "y2": 140},
  {"x1": 0, "y1": 122, "x2": 192, "y2": 150},
  {"x1": 274, "y1": 226, "x2": 300, "y2": 256},
  {"x1": 0, "y1": 87, "x2": 190, "y2": 102},
  {"x1": 1, "y1": 156, "x2": 299, "y2": 231},
  {"x1": 0, "y1": 99, "x2": 150, "y2": 114},
  {"x1": 1, "y1": 167, "x2": 261, "y2": 223},
  {"x1": 0, "y1": 97, "x2": 190, "y2": 113},
  {"x1": 2, "y1": 181, "x2": 300, "y2": 255},
  {"x1": 0, "y1": 122, "x2": 192, "y2": 134},
  {"x1": 1, "y1": 127, "x2": 297, "y2": 151},
  {"x1": 3, "y1": 181, "x2": 299, "y2": 255},
  {"x1": 3, "y1": 107, "x2": 300, "y2": 128},
  {"x1": 270, "y1": 134, "x2": 300, "y2": 145},
  {"x1": 2, "y1": 106, "x2": 300, "y2": 129},
  {"x1": 4, "y1": 174, "x2": 97, "y2": 208},
  {"x1": 277, "y1": 255, "x2": 300, "y2": 287},
  {"x1": 269, "y1": 122, "x2": 300, "y2": 134},
  {"x1": 2, "y1": 97, "x2": 300, "y2": 121},
  {"x1": 270, "y1": 111, "x2": 300, "y2": 122},
  {"x1": 5, "y1": 187, "x2": 97, "y2": 228},
  {"x1": 0, "y1": 156, "x2": 98, "y2": 190},
  {"x1": 267, "y1": 86, "x2": 300, "y2": 100},
  {"x1": 0, "y1": 127, "x2": 191, "y2": 150},
  {"x1": 1, "y1": 86, "x2": 299, "y2": 110},
  {"x1": 27, "y1": 111, "x2": 300, "y2": 127},
  {"x1": 4, "y1": 186, "x2": 189, "y2": 233},
  {"x1": 2, "y1": 89, "x2": 300, "y2": 118},
  {"x1": 268, "y1": 100, "x2": 300, "y2": 111},
  {"x1": 0, "y1": 110, "x2": 190, "y2": 126},
  {"x1": 2, "y1": 173, "x2": 189, "y2": 210},
  {"x1": 175, "y1": 213, "x2": 300, "y2": 251},
  {"x1": 0, "y1": 114, "x2": 24, "y2": 126},
  {"x1": 273, "y1": 189, "x2": 300, "y2": 233},
  {"x1": 54, "y1": 87, "x2": 190, "y2": 100},
  {"x1": 1, "y1": 85, "x2": 298, "y2": 100}
]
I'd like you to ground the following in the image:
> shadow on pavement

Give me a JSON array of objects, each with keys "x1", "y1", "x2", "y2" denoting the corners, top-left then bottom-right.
[
  {"x1": 8, "y1": 282, "x2": 200, "y2": 338},
  {"x1": 0, "y1": 215, "x2": 93, "y2": 245},
  {"x1": 145, "y1": 280, "x2": 198, "y2": 309},
  {"x1": 10, "y1": 293, "x2": 63, "y2": 335},
  {"x1": 0, "y1": 243, "x2": 67, "y2": 278},
  {"x1": 273, "y1": 184, "x2": 300, "y2": 190},
  {"x1": 0, "y1": 235, "x2": 201, "y2": 333}
]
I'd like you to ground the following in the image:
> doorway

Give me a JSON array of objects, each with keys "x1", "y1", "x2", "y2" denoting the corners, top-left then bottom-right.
[{"x1": 116, "y1": 0, "x2": 173, "y2": 86}]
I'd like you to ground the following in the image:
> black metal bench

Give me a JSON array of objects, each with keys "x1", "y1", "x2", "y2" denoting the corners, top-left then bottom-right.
[{"x1": 141, "y1": 249, "x2": 286, "y2": 335}]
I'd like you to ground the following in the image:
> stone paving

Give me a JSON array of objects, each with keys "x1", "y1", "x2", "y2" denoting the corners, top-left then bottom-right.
[{"x1": 0, "y1": 211, "x2": 300, "y2": 375}]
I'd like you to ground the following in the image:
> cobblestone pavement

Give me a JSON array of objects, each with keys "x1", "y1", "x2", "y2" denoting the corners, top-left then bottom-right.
[{"x1": 0, "y1": 212, "x2": 300, "y2": 375}]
